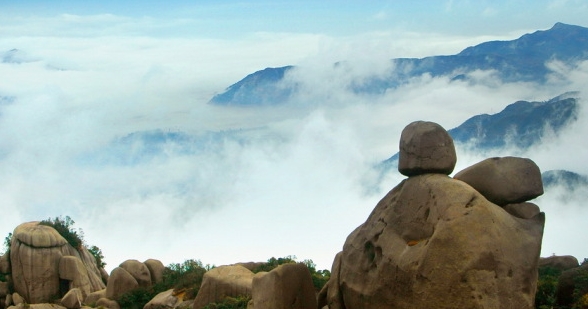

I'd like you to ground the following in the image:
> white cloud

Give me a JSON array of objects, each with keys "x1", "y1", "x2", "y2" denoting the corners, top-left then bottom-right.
[{"x1": 1, "y1": 14, "x2": 588, "y2": 272}]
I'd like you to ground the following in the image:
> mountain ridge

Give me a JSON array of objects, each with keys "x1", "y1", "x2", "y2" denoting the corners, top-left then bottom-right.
[{"x1": 209, "y1": 22, "x2": 588, "y2": 106}]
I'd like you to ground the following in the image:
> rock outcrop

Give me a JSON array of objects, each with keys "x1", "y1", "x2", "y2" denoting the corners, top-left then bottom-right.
[
  {"x1": 144, "y1": 289, "x2": 183, "y2": 309},
  {"x1": 323, "y1": 121, "x2": 545, "y2": 309},
  {"x1": 192, "y1": 265, "x2": 254, "y2": 309},
  {"x1": 104, "y1": 267, "x2": 139, "y2": 300},
  {"x1": 454, "y1": 156, "x2": 544, "y2": 206},
  {"x1": 250, "y1": 263, "x2": 316, "y2": 309},
  {"x1": 8, "y1": 222, "x2": 106, "y2": 304},
  {"x1": 539, "y1": 255, "x2": 579, "y2": 271}
]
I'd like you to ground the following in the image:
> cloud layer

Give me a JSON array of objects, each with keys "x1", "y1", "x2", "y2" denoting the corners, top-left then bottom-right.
[{"x1": 1, "y1": 15, "x2": 587, "y2": 271}]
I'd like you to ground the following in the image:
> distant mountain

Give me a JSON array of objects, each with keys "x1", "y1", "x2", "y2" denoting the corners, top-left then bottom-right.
[
  {"x1": 77, "y1": 129, "x2": 255, "y2": 166},
  {"x1": 209, "y1": 23, "x2": 588, "y2": 106},
  {"x1": 382, "y1": 92, "x2": 580, "y2": 166},
  {"x1": 542, "y1": 170, "x2": 588, "y2": 190}
]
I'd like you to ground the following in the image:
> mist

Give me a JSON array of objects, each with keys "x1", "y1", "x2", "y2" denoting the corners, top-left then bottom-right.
[{"x1": 1, "y1": 19, "x2": 588, "y2": 272}]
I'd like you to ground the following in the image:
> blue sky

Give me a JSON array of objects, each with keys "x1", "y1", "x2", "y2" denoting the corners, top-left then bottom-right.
[
  {"x1": 1, "y1": 0, "x2": 588, "y2": 271},
  {"x1": 2, "y1": 0, "x2": 588, "y2": 39}
]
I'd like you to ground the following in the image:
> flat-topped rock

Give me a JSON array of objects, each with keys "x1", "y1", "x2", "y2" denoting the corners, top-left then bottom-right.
[{"x1": 454, "y1": 156, "x2": 544, "y2": 206}]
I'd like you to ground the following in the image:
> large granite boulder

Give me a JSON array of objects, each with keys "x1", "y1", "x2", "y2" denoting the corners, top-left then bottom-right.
[
  {"x1": 398, "y1": 121, "x2": 456, "y2": 176},
  {"x1": 119, "y1": 259, "x2": 151, "y2": 288},
  {"x1": 104, "y1": 267, "x2": 139, "y2": 300},
  {"x1": 250, "y1": 263, "x2": 316, "y2": 309},
  {"x1": 144, "y1": 259, "x2": 165, "y2": 285},
  {"x1": 192, "y1": 265, "x2": 254, "y2": 309},
  {"x1": 454, "y1": 157, "x2": 544, "y2": 206},
  {"x1": 9, "y1": 222, "x2": 105, "y2": 304},
  {"x1": 324, "y1": 173, "x2": 545, "y2": 309}
]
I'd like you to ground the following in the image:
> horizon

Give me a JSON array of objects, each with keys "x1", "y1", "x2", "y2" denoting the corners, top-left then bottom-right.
[{"x1": 1, "y1": 1, "x2": 588, "y2": 272}]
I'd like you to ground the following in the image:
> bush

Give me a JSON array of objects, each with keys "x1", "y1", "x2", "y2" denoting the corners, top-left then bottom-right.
[
  {"x1": 39, "y1": 216, "x2": 84, "y2": 249},
  {"x1": 535, "y1": 266, "x2": 561, "y2": 309}
]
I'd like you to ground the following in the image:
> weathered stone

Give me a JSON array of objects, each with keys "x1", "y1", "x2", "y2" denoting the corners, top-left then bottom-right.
[
  {"x1": 325, "y1": 174, "x2": 545, "y2": 309},
  {"x1": 9, "y1": 222, "x2": 105, "y2": 304},
  {"x1": 119, "y1": 260, "x2": 151, "y2": 288},
  {"x1": 83, "y1": 289, "x2": 105, "y2": 306},
  {"x1": 539, "y1": 255, "x2": 579, "y2": 272},
  {"x1": 105, "y1": 267, "x2": 139, "y2": 300},
  {"x1": 96, "y1": 298, "x2": 120, "y2": 309},
  {"x1": 59, "y1": 256, "x2": 91, "y2": 299},
  {"x1": 144, "y1": 289, "x2": 182, "y2": 309},
  {"x1": 454, "y1": 156, "x2": 544, "y2": 206},
  {"x1": 192, "y1": 265, "x2": 254, "y2": 309},
  {"x1": 251, "y1": 263, "x2": 316, "y2": 309},
  {"x1": 398, "y1": 121, "x2": 456, "y2": 176},
  {"x1": 61, "y1": 288, "x2": 83, "y2": 309},
  {"x1": 99, "y1": 268, "x2": 109, "y2": 285},
  {"x1": 11, "y1": 293, "x2": 24, "y2": 306},
  {"x1": 504, "y1": 202, "x2": 541, "y2": 219},
  {"x1": 6, "y1": 293, "x2": 13, "y2": 307},
  {"x1": 144, "y1": 259, "x2": 165, "y2": 285}
]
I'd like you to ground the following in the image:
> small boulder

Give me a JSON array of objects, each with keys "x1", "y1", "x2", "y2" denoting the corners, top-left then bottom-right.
[
  {"x1": 454, "y1": 156, "x2": 544, "y2": 206},
  {"x1": 105, "y1": 267, "x2": 139, "y2": 300},
  {"x1": 84, "y1": 289, "x2": 105, "y2": 306},
  {"x1": 61, "y1": 288, "x2": 83, "y2": 309},
  {"x1": 504, "y1": 202, "x2": 541, "y2": 219},
  {"x1": 398, "y1": 121, "x2": 456, "y2": 176},
  {"x1": 144, "y1": 289, "x2": 182, "y2": 309},
  {"x1": 251, "y1": 263, "x2": 317, "y2": 309},
  {"x1": 12, "y1": 293, "x2": 24, "y2": 306},
  {"x1": 119, "y1": 260, "x2": 151, "y2": 288},
  {"x1": 192, "y1": 265, "x2": 254, "y2": 309},
  {"x1": 144, "y1": 259, "x2": 165, "y2": 285}
]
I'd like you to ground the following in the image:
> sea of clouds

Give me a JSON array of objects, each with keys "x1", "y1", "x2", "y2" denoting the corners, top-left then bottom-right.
[{"x1": 1, "y1": 15, "x2": 587, "y2": 271}]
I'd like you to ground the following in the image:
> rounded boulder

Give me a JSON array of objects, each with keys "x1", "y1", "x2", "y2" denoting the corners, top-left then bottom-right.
[{"x1": 398, "y1": 121, "x2": 456, "y2": 176}]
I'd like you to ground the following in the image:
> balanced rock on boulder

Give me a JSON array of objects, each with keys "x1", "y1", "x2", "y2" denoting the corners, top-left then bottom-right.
[
  {"x1": 398, "y1": 121, "x2": 456, "y2": 176},
  {"x1": 454, "y1": 156, "x2": 544, "y2": 206},
  {"x1": 324, "y1": 174, "x2": 545, "y2": 309}
]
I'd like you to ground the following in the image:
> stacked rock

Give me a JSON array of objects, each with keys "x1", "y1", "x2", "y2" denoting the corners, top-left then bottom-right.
[
  {"x1": 454, "y1": 156, "x2": 544, "y2": 219},
  {"x1": 321, "y1": 120, "x2": 545, "y2": 309},
  {"x1": 398, "y1": 121, "x2": 457, "y2": 176}
]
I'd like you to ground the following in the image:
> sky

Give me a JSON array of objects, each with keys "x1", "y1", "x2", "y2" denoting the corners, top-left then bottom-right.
[{"x1": 1, "y1": 0, "x2": 588, "y2": 272}]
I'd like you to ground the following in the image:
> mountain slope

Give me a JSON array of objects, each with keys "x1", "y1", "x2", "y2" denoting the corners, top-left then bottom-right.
[{"x1": 209, "y1": 23, "x2": 588, "y2": 106}]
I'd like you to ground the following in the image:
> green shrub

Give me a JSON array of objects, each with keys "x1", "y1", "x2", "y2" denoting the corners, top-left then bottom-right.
[
  {"x1": 535, "y1": 266, "x2": 561, "y2": 309},
  {"x1": 117, "y1": 259, "x2": 208, "y2": 309},
  {"x1": 88, "y1": 245, "x2": 106, "y2": 269},
  {"x1": 39, "y1": 216, "x2": 84, "y2": 249}
]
